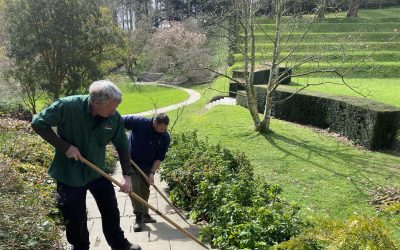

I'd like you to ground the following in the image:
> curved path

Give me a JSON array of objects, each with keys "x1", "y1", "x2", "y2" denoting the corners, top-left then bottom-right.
[
  {"x1": 69, "y1": 82, "x2": 208, "y2": 250},
  {"x1": 131, "y1": 82, "x2": 201, "y2": 116}
]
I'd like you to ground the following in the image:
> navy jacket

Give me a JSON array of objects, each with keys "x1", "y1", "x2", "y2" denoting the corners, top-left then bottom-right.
[{"x1": 122, "y1": 115, "x2": 170, "y2": 172}]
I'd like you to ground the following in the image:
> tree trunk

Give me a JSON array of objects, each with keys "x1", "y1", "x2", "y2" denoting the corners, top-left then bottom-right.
[
  {"x1": 260, "y1": 0, "x2": 281, "y2": 133},
  {"x1": 317, "y1": 0, "x2": 326, "y2": 19},
  {"x1": 347, "y1": 0, "x2": 360, "y2": 18},
  {"x1": 241, "y1": 0, "x2": 262, "y2": 132}
]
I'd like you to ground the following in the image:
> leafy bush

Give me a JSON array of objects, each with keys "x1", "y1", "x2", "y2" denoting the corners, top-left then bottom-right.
[
  {"x1": 0, "y1": 155, "x2": 61, "y2": 249},
  {"x1": 0, "y1": 98, "x2": 31, "y2": 120},
  {"x1": 161, "y1": 131, "x2": 303, "y2": 249},
  {"x1": 105, "y1": 144, "x2": 119, "y2": 174},
  {"x1": 149, "y1": 20, "x2": 212, "y2": 84},
  {"x1": 2, "y1": 132, "x2": 53, "y2": 167},
  {"x1": 278, "y1": 216, "x2": 399, "y2": 250}
]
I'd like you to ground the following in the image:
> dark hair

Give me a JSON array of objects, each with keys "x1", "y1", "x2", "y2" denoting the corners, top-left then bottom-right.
[{"x1": 154, "y1": 113, "x2": 169, "y2": 125}]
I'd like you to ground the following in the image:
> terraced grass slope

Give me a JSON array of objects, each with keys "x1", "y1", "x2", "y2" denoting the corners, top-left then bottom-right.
[{"x1": 236, "y1": 6, "x2": 400, "y2": 78}]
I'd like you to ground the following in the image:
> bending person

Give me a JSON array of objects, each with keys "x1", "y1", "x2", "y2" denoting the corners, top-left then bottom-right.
[
  {"x1": 122, "y1": 113, "x2": 171, "y2": 232},
  {"x1": 31, "y1": 80, "x2": 141, "y2": 250}
]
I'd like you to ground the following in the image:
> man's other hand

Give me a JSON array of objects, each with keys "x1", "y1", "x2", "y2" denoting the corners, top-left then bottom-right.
[
  {"x1": 66, "y1": 145, "x2": 82, "y2": 161},
  {"x1": 120, "y1": 175, "x2": 132, "y2": 193},
  {"x1": 148, "y1": 172, "x2": 155, "y2": 185}
]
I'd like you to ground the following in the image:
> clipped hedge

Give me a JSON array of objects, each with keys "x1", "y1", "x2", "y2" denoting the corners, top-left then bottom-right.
[
  {"x1": 161, "y1": 131, "x2": 303, "y2": 249},
  {"x1": 232, "y1": 67, "x2": 291, "y2": 86},
  {"x1": 229, "y1": 67, "x2": 292, "y2": 97},
  {"x1": 236, "y1": 85, "x2": 400, "y2": 150}
]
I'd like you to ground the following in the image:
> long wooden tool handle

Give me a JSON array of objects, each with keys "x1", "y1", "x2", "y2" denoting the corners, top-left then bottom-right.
[
  {"x1": 79, "y1": 157, "x2": 209, "y2": 249},
  {"x1": 129, "y1": 159, "x2": 193, "y2": 226}
]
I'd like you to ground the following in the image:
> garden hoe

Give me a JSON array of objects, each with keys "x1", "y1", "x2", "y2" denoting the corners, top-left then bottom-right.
[
  {"x1": 78, "y1": 156, "x2": 209, "y2": 250},
  {"x1": 129, "y1": 159, "x2": 193, "y2": 227}
]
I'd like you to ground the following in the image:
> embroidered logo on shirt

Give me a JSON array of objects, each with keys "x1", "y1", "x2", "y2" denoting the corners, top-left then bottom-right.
[{"x1": 104, "y1": 124, "x2": 113, "y2": 131}]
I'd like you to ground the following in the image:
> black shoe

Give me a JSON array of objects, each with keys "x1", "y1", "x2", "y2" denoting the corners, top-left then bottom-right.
[
  {"x1": 143, "y1": 214, "x2": 157, "y2": 223},
  {"x1": 133, "y1": 214, "x2": 143, "y2": 232}
]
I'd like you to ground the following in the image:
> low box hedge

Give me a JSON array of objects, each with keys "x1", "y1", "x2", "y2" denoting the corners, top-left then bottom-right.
[
  {"x1": 236, "y1": 85, "x2": 400, "y2": 150},
  {"x1": 230, "y1": 67, "x2": 292, "y2": 97}
]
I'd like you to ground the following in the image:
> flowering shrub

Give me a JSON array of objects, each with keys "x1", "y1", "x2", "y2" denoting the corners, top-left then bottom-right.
[{"x1": 149, "y1": 20, "x2": 212, "y2": 83}]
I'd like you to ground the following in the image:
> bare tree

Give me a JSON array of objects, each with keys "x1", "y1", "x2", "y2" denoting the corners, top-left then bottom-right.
[
  {"x1": 124, "y1": 16, "x2": 153, "y2": 75},
  {"x1": 316, "y1": 0, "x2": 327, "y2": 19}
]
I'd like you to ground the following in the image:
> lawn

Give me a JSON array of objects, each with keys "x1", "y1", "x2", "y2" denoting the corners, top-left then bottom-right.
[
  {"x1": 116, "y1": 81, "x2": 189, "y2": 115},
  {"x1": 35, "y1": 81, "x2": 190, "y2": 114},
  {"x1": 290, "y1": 77, "x2": 400, "y2": 108}
]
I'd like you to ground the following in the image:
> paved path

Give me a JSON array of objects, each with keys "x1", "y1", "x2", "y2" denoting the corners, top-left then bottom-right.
[
  {"x1": 63, "y1": 82, "x2": 207, "y2": 249},
  {"x1": 85, "y1": 165, "x2": 206, "y2": 250}
]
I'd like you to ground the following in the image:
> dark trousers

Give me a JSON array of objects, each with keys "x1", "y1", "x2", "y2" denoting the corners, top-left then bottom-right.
[
  {"x1": 57, "y1": 176, "x2": 131, "y2": 250},
  {"x1": 130, "y1": 169, "x2": 150, "y2": 215}
]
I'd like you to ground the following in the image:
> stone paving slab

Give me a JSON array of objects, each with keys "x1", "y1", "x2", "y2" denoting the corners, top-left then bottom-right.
[{"x1": 78, "y1": 165, "x2": 211, "y2": 250}]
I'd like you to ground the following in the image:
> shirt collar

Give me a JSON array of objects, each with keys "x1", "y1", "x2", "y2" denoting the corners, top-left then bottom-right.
[{"x1": 84, "y1": 95, "x2": 92, "y2": 115}]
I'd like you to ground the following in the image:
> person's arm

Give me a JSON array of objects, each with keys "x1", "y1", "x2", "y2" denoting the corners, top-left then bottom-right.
[
  {"x1": 31, "y1": 100, "x2": 81, "y2": 160},
  {"x1": 149, "y1": 134, "x2": 171, "y2": 184},
  {"x1": 122, "y1": 115, "x2": 140, "y2": 130},
  {"x1": 31, "y1": 126, "x2": 70, "y2": 153},
  {"x1": 148, "y1": 160, "x2": 162, "y2": 185},
  {"x1": 112, "y1": 114, "x2": 134, "y2": 193}
]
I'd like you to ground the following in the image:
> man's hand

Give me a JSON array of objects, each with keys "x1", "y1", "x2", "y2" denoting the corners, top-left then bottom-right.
[
  {"x1": 148, "y1": 172, "x2": 155, "y2": 185},
  {"x1": 65, "y1": 145, "x2": 82, "y2": 161},
  {"x1": 120, "y1": 175, "x2": 132, "y2": 193}
]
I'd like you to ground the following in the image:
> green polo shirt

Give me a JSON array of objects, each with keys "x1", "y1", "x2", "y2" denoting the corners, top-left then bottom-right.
[{"x1": 31, "y1": 95, "x2": 129, "y2": 187}]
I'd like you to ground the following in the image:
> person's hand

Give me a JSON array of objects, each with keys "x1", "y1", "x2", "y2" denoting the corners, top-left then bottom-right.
[
  {"x1": 65, "y1": 145, "x2": 82, "y2": 161},
  {"x1": 120, "y1": 175, "x2": 132, "y2": 193},
  {"x1": 148, "y1": 172, "x2": 155, "y2": 185}
]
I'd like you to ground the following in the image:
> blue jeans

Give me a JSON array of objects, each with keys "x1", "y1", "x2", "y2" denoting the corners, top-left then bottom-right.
[{"x1": 57, "y1": 176, "x2": 131, "y2": 250}]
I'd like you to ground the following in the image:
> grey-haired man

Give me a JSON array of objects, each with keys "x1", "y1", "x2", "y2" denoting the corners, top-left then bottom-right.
[{"x1": 31, "y1": 80, "x2": 141, "y2": 250}]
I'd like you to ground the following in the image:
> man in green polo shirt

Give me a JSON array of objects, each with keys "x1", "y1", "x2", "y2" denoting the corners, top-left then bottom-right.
[{"x1": 31, "y1": 80, "x2": 141, "y2": 250}]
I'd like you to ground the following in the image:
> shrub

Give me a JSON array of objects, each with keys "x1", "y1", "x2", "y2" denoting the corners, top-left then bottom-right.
[
  {"x1": 0, "y1": 98, "x2": 31, "y2": 120},
  {"x1": 278, "y1": 216, "x2": 399, "y2": 250},
  {"x1": 0, "y1": 155, "x2": 61, "y2": 249},
  {"x1": 148, "y1": 20, "x2": 212, "y2": 84},
  {"x1": 1, "y1": 132, "x2": 53, "y2": 167},
  {"x1": 161, "y1": 131, "x2": 303, "y2": 249}
]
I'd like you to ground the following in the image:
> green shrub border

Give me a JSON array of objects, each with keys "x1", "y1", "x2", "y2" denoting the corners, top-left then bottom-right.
[{"x1": 161, "y1": 131, "x2": 303, "y2": 249}]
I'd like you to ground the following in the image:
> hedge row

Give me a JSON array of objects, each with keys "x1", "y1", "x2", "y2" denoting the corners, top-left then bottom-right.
[
  {"x1": 161, "y1": 131, "x2": 303, "y2": 249},
  {"x1": 229, "y1": 67, "x2": 291, "y2": 97},
  {"x1": 236, "y1": 85, "x2": 400, "y2": 150}
]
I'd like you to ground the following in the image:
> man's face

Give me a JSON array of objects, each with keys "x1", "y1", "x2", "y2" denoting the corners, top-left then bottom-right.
[
  {"x1": 92, "y1": 100, "x2": 119, "y2": 118},
  {"x1": 153, "y1": 122, "x2": 168, "y2": 134}
]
